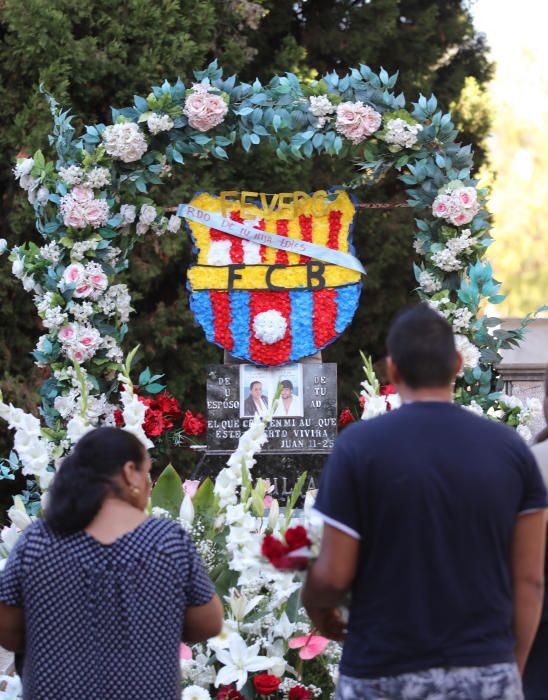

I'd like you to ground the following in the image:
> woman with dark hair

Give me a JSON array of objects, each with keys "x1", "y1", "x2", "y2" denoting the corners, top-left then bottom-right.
[
  {"x1": 0, "y1": 427, "x2": 223, "y2": 699},
  {"x1": 523, "y1": 370, "x2": 548, "y2": 699}
]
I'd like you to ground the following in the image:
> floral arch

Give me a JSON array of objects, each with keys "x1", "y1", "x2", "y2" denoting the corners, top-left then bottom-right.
[
  {"x1": 0, "y1": 60, "x2": 541, "y2": 699},
  {"x1": 1, "y1": 60, "x2": 533, "y2": 489}
]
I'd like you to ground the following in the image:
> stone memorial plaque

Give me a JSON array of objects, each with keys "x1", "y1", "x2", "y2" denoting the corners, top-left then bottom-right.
[{"x1": 206, "y1": 363, "x2": 337, "y2": 453}]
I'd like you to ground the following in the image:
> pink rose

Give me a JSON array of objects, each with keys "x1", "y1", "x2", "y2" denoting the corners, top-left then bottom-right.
[
  {"x1": 59, "y1": 325, "x2": 75, "y2": 341},
  {"x1": 89, "y1": 272, "x2": 108, "y2": 292},
  {"x1": 71, "y1": 186, "x2": 94, "y2": 203},
  {"x1": 71, "y1": 350, "x2": 84, "y2": 362},
  {"x1": 63, "y1": 263, "x2": 85, "y2": 286},
  {"x1": 63, "y1": 206, "x2": 87, "y2": 229},
  {"x1": 432, "y1": 195, "x2": 451, "y2": 218},
  {"x1": 449, "y1": 209, "x2": 475, "y2": 226},
  {"x1": 183, "y1": 479, "x2": 200, "y2": 498},
  {"x1": 335, "y1": 101, "x2": 381, "y2": 144},
  {"x1": 79, "y1": 335, "x2": 94, "y2": 347},
  {"x1": 456, "y1": 187, "x2": 477, "y2": 208},
  {"x1": 85, "y1": 199, "x2": 110, "y2": 228},
  {"x1": 74, "y1": 283, "x2": 92, "y2": 298},
  {"x1": 183, "y1": 91, "x2": 228, "y2": 132}
]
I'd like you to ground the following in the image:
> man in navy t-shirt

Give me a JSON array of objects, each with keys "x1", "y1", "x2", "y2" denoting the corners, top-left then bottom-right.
[{"x1": 303, "y1": 305, "x2": 547, "y2": 699}]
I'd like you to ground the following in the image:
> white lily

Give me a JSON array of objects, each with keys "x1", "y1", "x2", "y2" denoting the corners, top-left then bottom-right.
[
  {"x1": 225, "y1": 588, "x2": 263, "y2": 622},
  {"x1": 214, "y1": 633, "x2": 274, "y2": 690}
]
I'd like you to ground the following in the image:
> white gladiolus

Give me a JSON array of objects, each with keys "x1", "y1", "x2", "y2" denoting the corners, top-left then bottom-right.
[
  {"x1": 66, "y1": 415, "x2": 93, "y2": 444},
  {"x1": 179, "y1": 493, "x2": 195, "y2": 527},
  {"x1": 267, "y1": 499, "x2": 280, "y2": 530},
  {"x1": 7, "y1": 496, "x2": 34, "y2": 531}
]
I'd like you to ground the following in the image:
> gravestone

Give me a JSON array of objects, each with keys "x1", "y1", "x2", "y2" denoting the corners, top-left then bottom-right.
[{"x1": 200, "y1": 361, "x2": 337, "y2": 499}]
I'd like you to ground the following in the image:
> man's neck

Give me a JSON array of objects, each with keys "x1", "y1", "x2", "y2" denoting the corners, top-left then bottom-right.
[{"x1": 398, "y1": 385, "x2": 454, "y2": 403}]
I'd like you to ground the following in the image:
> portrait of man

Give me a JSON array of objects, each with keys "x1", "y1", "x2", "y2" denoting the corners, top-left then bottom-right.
[
  {"x1": 243, "y1": 380, "x2": 269, "y2": 416},
  {"x1": 274, "y1": 379, "x2": 296, "y2": 416}
]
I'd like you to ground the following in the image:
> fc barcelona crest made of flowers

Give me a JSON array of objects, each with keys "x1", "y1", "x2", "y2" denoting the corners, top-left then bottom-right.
[{"x1": 180, "y1": 190, "x2": 364, "y2": 366}]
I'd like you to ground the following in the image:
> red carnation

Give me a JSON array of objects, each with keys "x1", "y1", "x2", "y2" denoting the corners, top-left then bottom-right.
[
  {"x1": 253, "y1": 673, "x2": 281, "y2": 695},
  {"x1": 380, "y1": 384, "x2": 396, "y2": 396},
  {"x1": 183, "y1": 409, "x2": 207, "y2": 436},
  {"x1": 216, "y1": 686, "x2": 245, "y2": 700},
  {"x1": 143, "y1": 409, "x2": 167, "y2": 437},
  {"x1": 140, "y1": 395, "x2": 158, "y2": 410},
  {"x1": 262, "y1": 528, "x2": 310, "y2": 571},
  {"x1": 338, "y1": 407, "x2": 354, "y2": 429},
  {"x1": 156, "y1": 391, "x2": 182, "y2": 420},
  {"x1": 289, "y1": 687, "x2": 313, "y2": 700},
  {"x1": 285, "y1": 525, "x2": 310, "y2": 552},
  {"x1": 113, "y1": 409, "x2": 124, "y2": 427}
]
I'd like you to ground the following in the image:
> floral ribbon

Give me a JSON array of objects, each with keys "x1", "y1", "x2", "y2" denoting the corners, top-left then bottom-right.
[{"x1": 177, "y1": 203, "x2": 366, "y2": 275}]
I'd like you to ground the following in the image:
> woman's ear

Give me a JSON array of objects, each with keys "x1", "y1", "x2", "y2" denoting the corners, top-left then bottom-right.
[{"x1": 120, "y1": 460, "x2": 140, "y2": 490}]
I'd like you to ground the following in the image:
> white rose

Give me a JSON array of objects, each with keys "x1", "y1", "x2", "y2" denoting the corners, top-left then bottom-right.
[
  {"x1": 167, "y1": 215, "x2": 181, "y2": 233},
  {"x1": 120, "y1": 204, "x2": 137, "y2": 224},
  {"x1": 139, "y1": 204, "x2": 157, "y2": 225}
]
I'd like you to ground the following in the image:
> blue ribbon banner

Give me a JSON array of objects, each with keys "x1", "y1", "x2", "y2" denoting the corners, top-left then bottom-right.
[{"x1": 177, "y1": 203, "x2": 366, "y2": 275}]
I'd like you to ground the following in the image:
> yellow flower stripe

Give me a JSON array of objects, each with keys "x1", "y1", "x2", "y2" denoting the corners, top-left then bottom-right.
[
  {"x1": 188, "y1": 263, "x2": 361, "y2": 291},
  {"x1": 186, "y1": 190, "x2": 357, "y2": 266}
]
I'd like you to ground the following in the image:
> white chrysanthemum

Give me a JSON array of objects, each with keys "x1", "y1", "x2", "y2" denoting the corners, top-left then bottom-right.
[
  {"x1": 86, "y1": 167, "x2": 111, "y2": 188},
  {"x1": 253, "y1": 310, "x2": 287, "y2": 345},
  {"x1": 39, "y1": 242, "x2": 62, "y2": 264},
  {"x1": 384, "y1": 118, "x2": 423, "y2": 148},
  {"x1": 58, "y1": 164, "x2": 84, "y2": 185},
  {"x1": 102, "y1": 122, "x2": 148, "y2": 163},
  {"x1": 418, "y1": 269, "x2": 442, "y2": 293},
  {"x1": 451, "y1": 307, "x2": 473, "y2": 333},
  {"x1": 147, "y1": 112, "x2": 174, "y2": 135},
  {"x1": 517, "y1": 424, "x2": 533, "y2": 443},
  {"x1": 431, "y1": 248, "x2": 462, "y2": 272},
  {"x1": 454, "y1": 334, "x2": 481, "y2": 370},
  {"x1": 308, "y1": 95, "x2": 335, "y2": 127}
]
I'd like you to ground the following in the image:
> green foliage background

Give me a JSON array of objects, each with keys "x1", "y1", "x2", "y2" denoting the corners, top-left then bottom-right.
[{"x1": 0, "y1": 0, "x2": 492, "y2": 492}]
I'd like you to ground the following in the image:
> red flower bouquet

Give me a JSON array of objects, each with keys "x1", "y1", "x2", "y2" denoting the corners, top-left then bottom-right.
[{"x1": 262, "y1": 525, "x2": 311, "y2": 571}]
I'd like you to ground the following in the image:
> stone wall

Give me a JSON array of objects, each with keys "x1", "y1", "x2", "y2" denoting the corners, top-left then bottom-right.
[{"x1": 498, "y1": 318, "x2": 548, "y2": 437}]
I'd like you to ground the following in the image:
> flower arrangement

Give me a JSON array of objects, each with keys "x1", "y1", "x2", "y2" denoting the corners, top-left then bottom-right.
[{"x1": 185, "y1": 190, "x2": 361, "y2": 365}]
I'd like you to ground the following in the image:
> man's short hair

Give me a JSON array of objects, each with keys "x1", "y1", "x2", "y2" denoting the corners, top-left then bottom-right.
[
  {"x1": 281, "y1": 380, "x2": 293, "y2": 390},
  {"x1": 250, "y1": 380, "x2": 262, "y2": 390},
  {"x1": 386, "y1": 304, "x2": 457, "y2": 389}
]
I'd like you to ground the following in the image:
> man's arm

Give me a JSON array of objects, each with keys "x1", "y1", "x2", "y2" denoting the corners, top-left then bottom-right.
[
  {"x1": 302, "y1": 524, "x2": 360, "y2": 639},
  {"x1": 0, "y1": 603, "x2": 24, "y2": 652},
  {"x1": 511, "y1": 509, "x2": 547, "y2": 673}
]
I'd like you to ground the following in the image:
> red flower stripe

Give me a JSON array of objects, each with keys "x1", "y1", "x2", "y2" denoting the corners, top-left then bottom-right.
[
  {"x1": 228, "y1": 210, "x2": 245, "y2": 264},
  {"x1": 275, "y1": 219, "x2": 289, "y2": 265},
  {"x1": 256, "y1": 217, "x2": 268, "y2": 263},
  {"x1": 210, "y1": 290, "x2": 234, "y2": 351},
  {"x1": 249, "y1": 290, "x2": 291, "y2": 365},
  {"x1": 299, "y1": 214, "x2": 313, "y2": 263},
  {"x1": 313, "y1": 287, "x2": 337, "y2": 348},
  {"x1": 328, "y1": 210, "x2": 343, "y2": 250}
]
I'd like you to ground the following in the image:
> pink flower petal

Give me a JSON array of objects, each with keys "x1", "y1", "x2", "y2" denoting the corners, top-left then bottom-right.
[
  {"x1": 179, "y1": 643, "x2": 192, "y2": 660},
  {"x1": 288, "y1": 634, "x2": 330, "y2": 659}
]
